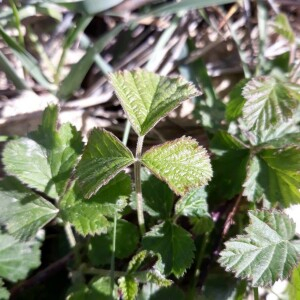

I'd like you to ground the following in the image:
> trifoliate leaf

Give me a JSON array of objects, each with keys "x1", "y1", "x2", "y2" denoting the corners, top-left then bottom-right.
[
  {"x1": 242, "y1": 76, "x2": 300, "y2": 132},
  {"x1": 142, "y1": 137, "x2": 212, "y2": 196},
  {"x1": 243, "y1": 147, "x2": 300, "y2": 206},
  {"x1": 0, "y1": 234, "x2": 40, "y2": 282},
  {"x1": 0, "y1": 279, "x2": 9, "y2": 300},
  {"x1": 119, "y1": 276, "x2": 138, "y2": 300},
  {"x1": 130, "y1": 168, "x2": 174, "y2": 219},
  {"x1": 88, "y1": 220, "x2": 139, "y2": 266},
  {"x1": 3, "y1": 105, "x2": 83, "y2": 199},
  {"x1": 273, "y1": 13, "x2": 295, "y2": 43},
  {"x1": 76, "y1": 128, "x2": 134, "y2": 198},
  {"x1": 289, "y1": 264, "x2": 300, "y2": 299},
  {"x1": 219, "y1": 210, "x2": 299, "y2": 287},
  {"x1": 0, "y1": 177, "x2": 58, "y2": 241},
  {"x1": 142, "y1": 221, "x2": 195, "y2": 277},
  {"x1": 109, "y1": 69, "x2": 200, "y2": 136},
  {"x1": 60, "y1": 173, "x2": 131, "y2": 236},
  {"x1": 175, "y1": 187, "x2": 209, "y2": 218}
]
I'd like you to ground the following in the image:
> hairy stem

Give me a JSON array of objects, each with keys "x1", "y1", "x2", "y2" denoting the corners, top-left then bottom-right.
[{"x1": 135, "y1": 135, "x2": 145, "y2": 235}]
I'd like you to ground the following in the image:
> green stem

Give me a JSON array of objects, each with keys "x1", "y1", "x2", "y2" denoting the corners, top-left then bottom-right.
[
  {"x1": 135, "y1": 135, "x2": 145, "y2": 235},
  {"x1": 110, "y1": 210, "x2": 117, "y2": 294},
  {"x1": 188, "y1": 233, "x2": 209, "y2": 300},
  {"x1": 122, "y1": 120, "x2": 131, "y2": 146},
  {"x1": 254, "y1": 287, "x2": 259, "y2": 300},
  {"x1": 64, "y1": 222, "x2": 76, "y2": 248}
]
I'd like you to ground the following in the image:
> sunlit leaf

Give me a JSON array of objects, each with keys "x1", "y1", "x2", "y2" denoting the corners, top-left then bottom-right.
[
  {"x1": 76, "y1": 128, "x2": 134, "y2": 199},
  {"x1": 119, "y1": 276, "x2": 138, "y2": 300},
  {"x1": 142, "y1": 221, "x2": 195, "y2": 277},
  {"x1": 110, "y1": 69, "x2": 200, "y2": 136},
  {"x1": 289, "y1": 264, "x2": 300, "y2": 299},
  {"x1": 0, "y1": 278, "x2": 9, "y2": 300},
  {"x1": 142, "y1": 137, "x2": 212, "y2": 196},
  {"x1": 219, "y1": 210, "x2": 299, "y2": 287},
  {"x1": 0, "y1": 177, "x2": 58, "y2": 241},
  {"x1": 3, "y1": 105, "x2": 83, "y2": 199},
  {"x1": 242, "y1": 76, "x2": 300, "y2": 132},
  {"x1": 273, "y1": 13, "x2": 295, "y2": 43}
]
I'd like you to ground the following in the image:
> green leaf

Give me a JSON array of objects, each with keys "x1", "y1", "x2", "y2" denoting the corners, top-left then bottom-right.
[
  {"x1": 3, "y1": 105, "x2": 83, "y2": 199},
  {"x1": 146, "y1": 270, "x2": 172, "y2": 287},
  {"x1": 88, "y1": 220, "x2": 139, "y2": 266},
  {"x1": 226, "y1": 79, "x2": 248, "y2": 122},
  {"x1": 242, "y1": 76, "x2": 300, "y2": 132},
  {"x1": 273, "y1": 13, "x2": 295, "y2": 43},
  {"x1": 60, "y1": 173, "x2": 131, "y2": 236},
  {"x1": 119, "y1": 276, "x2": 138, "y2": 300},
  {"x1": 210, "y1": 131, "x2": 247, "y2": 155},
  {"x1": 175, "y1": 187, "x2": 210, "y2": 218},
  {"x1": 142, "y1": 221, "x2": 195, "y2": 277},
  {"x1": 243, "y1": 147, "x2": 300, "y2": 206},
  {"x1": 58, "y1": 25, "x2": 123, "y2": 99},
  {"x1": 76, "y1": 128, "x2": 134, "y2": 199},
  {"x1": 130, "y1": 168, "x2": 174, "y2": 219},
  {"x1": 258, "y1": 132, "x2": 300, "y2": 149},
  {"x1": 147, "y1": 286, "x2": 185, "y2": 300},
  {"x1": 127, "y1": 250, "x2": 148, "y2": 274},
  {"x1": 209, "y1": 149, "x2": 250, "y2": 201},
  {"x1": 0, "y1": 26, "x2": 55, "y2": 91},
  {"x1": 109, "y1": 69, "x2": 200, "y2": 136},
  {"x1": 219, "y1": 210, "x2": 299, "y2": 287},
  {"x1": 0, "y1": 177, "x2": 58, "y2": 241},
  {"x1": 0, "y1": 234, "x2": 40, "y2": 282},
  {"x1": 0, "y1": 279, "x2": 9, "y2": 300},
  {"x1": 142, "y1": 137, "x2": 212, "y2": 196},
  {"x1": 289, "y1": 264, "x2": 300, "y2": 299}
]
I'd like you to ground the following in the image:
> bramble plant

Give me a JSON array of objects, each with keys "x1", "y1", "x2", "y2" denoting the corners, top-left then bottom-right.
[{"x1": 0, "y1": 68, "x2": 300, "y2": 299}]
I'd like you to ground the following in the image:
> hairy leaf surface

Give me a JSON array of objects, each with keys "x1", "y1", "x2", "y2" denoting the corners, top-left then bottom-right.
[
  {"x1": 0, "y1": 234, "x2": 40, "y2": 282},
  {"x1": 60, "y1": 173, "x2": 131, "y2": 236},
  {"x1": 118, "y1": 276, "x2": 138, "y2": 300},
  {"x1": 3, "y1": 105, "x2": 83, "y2": 199},
  {"x1": 219, "y1": 210, "x2": 299, "y2": 287},
  {"x1": 142, "y1": 221, "x2": 195, "y2": 277},
  {"x1": 242, "y1": 76, "x2": 300, "y2": 132},
  {"x1": 76, "y1": 128, "x2": 134, "y2": 198},
  {"x1": 0, "y1": 177, "x2": 58, "y2": 241},
  {"x1": 142, "y1": 137, "x2": 212, "y2": 196},
  {"x1": 110, "y1": 69, "x2": 200, "y2": 136}
]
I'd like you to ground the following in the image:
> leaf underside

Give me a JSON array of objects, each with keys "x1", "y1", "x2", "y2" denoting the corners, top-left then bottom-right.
[
  {"x1": 219, "y1": 210, "x2": 299, "y2": 287},
  {"x1": 76, "y1": 128, "x2": 134, "y2": 199},
  {"x1": 142, "y1": 137, "x2": 212, "y2": 196},
  {"x1": 109, "y1": 69, "x2": 200, "y2": 136}
]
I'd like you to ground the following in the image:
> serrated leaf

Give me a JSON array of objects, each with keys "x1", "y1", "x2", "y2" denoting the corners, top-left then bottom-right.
[
  {"x1": 88, "y1": 220, "x2": 139, "y2": 266},
  {"x1": 60, "y1": 173, "x2": 131, "y2": 236},
  {"x1": 259, "y1": 132, "x2": 300, "y2": 149},
  {"x1": 3, "y1": 105, "x2": 83, "y2": 199},
  {"x1": 243, "y1": 147, "x2": 300, "y2": 206},
  {"x1": 142, "y1": 137, "x2": 212, "y2": 196},
  {"x1": 0, "y1": 279, "x2": 9, "y2": 300},
  {"x1": 219, "y1": 210, "x2": 299, "y2": 287},
  {"x1": 242, "y1": 76, "x2": 300, "y2": 132},
  {"x1": 273, "y1": 13, "x2": 295, "y2": 43},
  {"x1": 0, "y1": 234, "x2": 40, "y2": 282},
  {"x1": 127, "y1": 250, "x2": 148, "y2": 274},
  {"x1": 76, "y1": 128, "x2": 134, "y2": 199},
  {"x1": 146, "y1": 270, "x2": 172, "y2": 287},
  {"x1": 0, "y1": 177, "x2": 58, "y2": 241},
  {"x1": 142, "y1": 221, "x2": 195, "y2": 277},
  {"x1": 130, "y1": 168, "x2": 174, "y2": 219},
  {"x1": 175, "y1": 187, "x2": 209, "y2": 218},
  {"x1": 119, "y1": 276, "x2": 138, "y2": 300},
  {"x1": 109, "y1": 69, "x2": 200, "y2": 136}
]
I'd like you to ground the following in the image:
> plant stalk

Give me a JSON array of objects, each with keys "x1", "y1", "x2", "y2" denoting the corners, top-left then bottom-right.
[
  {"x1": 253, "y1": 287, "x2": 259, "y2": 300},
  {"x1": 135, "y1": 135, "x2": 145, "y2": 235},
  {"x1": 110, "y1": 209, "x2": 117, "y2": 294}
]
